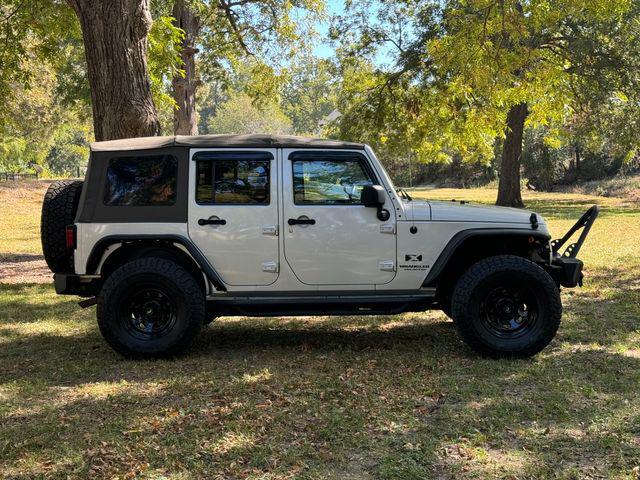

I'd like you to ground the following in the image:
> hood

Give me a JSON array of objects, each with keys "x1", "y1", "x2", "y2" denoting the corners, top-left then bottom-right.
[
  {"x1": 403, "y1": 200, "x2": 432, "y2": 221},
  {"x1": 404, "y1": 200, "x2": 545, "y2": 225}
]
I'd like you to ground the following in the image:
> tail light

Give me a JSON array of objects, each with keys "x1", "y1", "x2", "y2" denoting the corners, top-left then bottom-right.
[{"x1": 65, "y1": 225, "x2": 77, "y2": 250}]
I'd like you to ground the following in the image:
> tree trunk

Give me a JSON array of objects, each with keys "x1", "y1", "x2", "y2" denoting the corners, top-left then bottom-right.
[
  {"x1": 67, "y1": 0, "x2": 160, "y2": 141},
  {"x1": 496, "y1": 103, "x2": 528, "y2": 208},
  {"x1": 171, "y1": 0, "x2": 200, "y2": 135},
  {"x1": 575, "y1": 145, "x2": 581, "y2": 179}
]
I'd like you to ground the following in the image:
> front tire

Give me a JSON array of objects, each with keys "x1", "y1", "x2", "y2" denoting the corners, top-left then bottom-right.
[
  {"x1": 451, "y1": 255, "x2": 562, "y2": 358},
  {"x1": 97, "y1": 257, "x2": 204, "y2": 358}
]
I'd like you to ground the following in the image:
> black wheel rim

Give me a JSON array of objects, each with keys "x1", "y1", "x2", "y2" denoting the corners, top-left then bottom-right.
[
  {"x1": 119, "y1": 286, "x2": 177, "y2": 339},
  {"x1": 479, "y1": 285, "x2": 538, "y2": 339}
]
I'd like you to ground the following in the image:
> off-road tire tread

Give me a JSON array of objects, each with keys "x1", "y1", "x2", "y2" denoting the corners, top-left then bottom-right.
[
  {"x1": 451, "y1": 255, "x2": 562, "y2": 358},
  {"x1": 97, "y1": 257, "x2": 204, "y2": 358},
  {"x1": 41, "y1": 180, "x2": 83, "y2": 273}
]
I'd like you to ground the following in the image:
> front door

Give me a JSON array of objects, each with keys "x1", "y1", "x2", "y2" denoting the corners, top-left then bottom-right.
[
  {"x1": 188, "y1": 149, "x2": 279, "y2": 286},
  {"x1": 282, "y1": 149, "x2": 396, "y2": 286}
]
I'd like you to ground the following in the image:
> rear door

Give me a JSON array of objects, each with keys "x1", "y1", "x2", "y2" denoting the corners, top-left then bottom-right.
[
  {"x1": 188, "y1": 149, "x2": 279, "y2": 286},
  {"x1": 281, "y1": 149, "x2": 396, "y2": 286}
]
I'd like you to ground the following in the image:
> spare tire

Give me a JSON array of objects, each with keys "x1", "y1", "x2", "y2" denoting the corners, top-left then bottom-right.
[{"x1": 41, "y1": 180, "x2": 83, "y2": 273}]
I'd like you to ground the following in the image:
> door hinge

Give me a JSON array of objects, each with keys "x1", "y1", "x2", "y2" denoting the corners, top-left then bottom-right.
[
  {"x1": 262, "y1": 261, "x2": 279, "y2": 273},
  {"x1": 262, "y1": 225, "x2": 278, "y2": 236},
  {"x1": 378, "y1": 260, "x2": 396, "y2": 272},
  {"x1": 380, "y1": 224, "x2": 395, "y2": 234}
]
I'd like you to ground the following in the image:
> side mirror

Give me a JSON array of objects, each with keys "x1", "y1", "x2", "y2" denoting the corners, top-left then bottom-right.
[
  {"x1": 360, "y1": 185, "x2": 390, "y2": 221},
  {"x1": 361, "y1": 184, "x2": 386, "y2": 207}
]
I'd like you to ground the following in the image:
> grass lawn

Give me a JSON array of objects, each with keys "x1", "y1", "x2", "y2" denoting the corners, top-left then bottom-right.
[{"x1": 0, "y1": 181, "x2": 639, "y2": 479}]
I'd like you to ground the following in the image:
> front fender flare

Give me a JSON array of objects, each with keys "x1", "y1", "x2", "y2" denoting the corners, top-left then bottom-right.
[{"x1": 422, "y1": 228, "x2": 551, "y2": 287}]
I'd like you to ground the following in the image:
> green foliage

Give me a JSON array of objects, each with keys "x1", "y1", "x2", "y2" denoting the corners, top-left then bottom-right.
[
  {"x1": 163, "y1": 0, "x2": 325, "y2": 126},
  {"x1": 0, "y1": 1, "x2": 91, "y2": 174},
  {"x1": 45, "y1": 123, "x2": 91, "y2": 176},
  {"x1": 332, "y1": 0, "x2": 640, "y2": 188},
  {"x1": 0, "y1": 43, "x2": 92, "y2": 176},
  {"x1": 427, "y1": 0, "x2": 640, "y2": 145},
  {"x1": 0, "y1": 1, "x2": 79, "y2": 124},
  {"x1": 2, "y1": 0, "x2": 640, "y2": 190},
  {"x1": 148, "y1": 14, "x2": 186, "y2": 122},
  {"x1": 521, "y1": 128, "x2": 571, "y2": 190},
  {"x1": 0, "y1": 138, "x2": 31, "y2": 173},
  {"x1": 207, "y1": 93, "x2": 292, "y2": 135},
  {"x1": 196, "y1": 0, "x2": 325, "y2": 76},
  {"x1": 1, "y1": 62, "x2": 59, "y2": 171},
  {"x1": 281, "y1": 55, "x2": 338, "y2": 135}
]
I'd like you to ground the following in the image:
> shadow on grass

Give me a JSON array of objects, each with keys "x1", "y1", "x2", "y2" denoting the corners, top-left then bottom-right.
[
  {"x1": 0, "y1": 283, "x2": 86, "y2": 323},
  {"x1": 0, "y1": 253, "x2": 44, "y2": 263},
  {"x1": 559, "y1": 265, "x2": 640, "y2": 347},
  {"x1": 1, "y1": 332, "x2": 638, "y2": 478},
  {"x1": 1, "y1": 269, "x2": 639, "y2": 478}
]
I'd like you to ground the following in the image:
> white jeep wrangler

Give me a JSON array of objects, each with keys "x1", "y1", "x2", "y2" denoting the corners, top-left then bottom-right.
[{"x1": 40, "y1": 134, "x2": 598, "y2": 359}]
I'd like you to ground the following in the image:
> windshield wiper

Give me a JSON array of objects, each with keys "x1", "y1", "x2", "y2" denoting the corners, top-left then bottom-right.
[{"x1": 396, "y1": 188, "x2": 413, "y2": 201}]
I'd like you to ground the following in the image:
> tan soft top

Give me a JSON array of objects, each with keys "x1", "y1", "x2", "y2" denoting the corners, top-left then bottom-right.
[{"x1": 90, "y1": 134, "x2": 365, "y2": 152}]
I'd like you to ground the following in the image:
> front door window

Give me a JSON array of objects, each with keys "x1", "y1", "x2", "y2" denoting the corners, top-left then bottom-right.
[{"x1": 292, "y1": 158, "x2": 373, "y2": 205}]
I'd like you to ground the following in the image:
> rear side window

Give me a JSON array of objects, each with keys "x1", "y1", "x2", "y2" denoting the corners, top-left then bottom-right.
[
  {"x1": 104, "y1": 155, "x2": 178, "y2": 206},
  {"x1": 194, "y1": 151, "x2": 271, "y2": 205},
  {"x1": 291, "y1": 153, "x2": 374, "y2": 205}
]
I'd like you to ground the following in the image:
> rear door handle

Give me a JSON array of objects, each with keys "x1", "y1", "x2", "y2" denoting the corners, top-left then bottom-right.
[
  {"x1": 198, "y1": 218, "x2": 226, "y2": 226},
  {"x1": 288, "y1": 217, "x2": 316, "y2": 225}
]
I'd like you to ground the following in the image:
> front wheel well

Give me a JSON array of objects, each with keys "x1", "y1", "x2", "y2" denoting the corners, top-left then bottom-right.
[{"x1": 426, "y1": 232, "x2": 550, "y2": 307}]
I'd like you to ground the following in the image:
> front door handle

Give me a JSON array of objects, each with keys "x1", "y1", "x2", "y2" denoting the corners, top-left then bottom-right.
[
  {"x1": 288, "y1": 217, "x2": 316, "y2": 225},
  {"x1": 198, "y1": 218, "x2": 226, "y2": 226}
]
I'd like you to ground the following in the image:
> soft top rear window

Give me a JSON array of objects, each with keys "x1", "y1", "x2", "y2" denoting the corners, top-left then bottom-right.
[{"x1": 104, "y1": 155, "x2": 178, "y2": 206}]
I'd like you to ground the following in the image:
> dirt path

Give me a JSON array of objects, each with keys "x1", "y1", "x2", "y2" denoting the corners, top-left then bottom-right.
[{"x1": 0, "y1": 253, "x2": 51, "y2": 284}]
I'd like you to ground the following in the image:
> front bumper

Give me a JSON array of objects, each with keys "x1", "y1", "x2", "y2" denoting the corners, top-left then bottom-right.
[
  {"x1": 544, "y1": 205, "x2": 599, "y2": 288},
  {"x1": 54, "y1": 273, "x2": 100, "y2": 297},
  {"x1": 546, "y1": 257, "x2": 584, "y2": 288}
]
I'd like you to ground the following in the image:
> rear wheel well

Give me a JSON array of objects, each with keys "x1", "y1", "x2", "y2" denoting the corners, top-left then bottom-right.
[
  {"x1": 97, "y1": 241, "x2": 207, "y2": 294},
  {"x1": 428, "y1": 233, "x2": 549, "y2": 308}
]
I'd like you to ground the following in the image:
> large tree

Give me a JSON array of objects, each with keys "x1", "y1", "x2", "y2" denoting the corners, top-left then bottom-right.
[
  {"x1": 431, "y1": 0, "x2": 640, "y2": 206},
  {"x1": 170, "y1": 0, "x2": 200, "y2": 135},
  {"x1": 334, "y1": 0, "x2": 640, "y2": 206},
  {"x1": 67, "y1": 0, "x2": 161, "y2": 141}
]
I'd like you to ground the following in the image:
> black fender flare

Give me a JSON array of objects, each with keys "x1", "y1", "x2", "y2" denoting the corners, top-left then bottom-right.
[
  {"x1": 85, "y1": 234, "x2": 227, "y2": 291},
  {"x1": 422, "y1": 228, "x2": 551, "y2": 287}
]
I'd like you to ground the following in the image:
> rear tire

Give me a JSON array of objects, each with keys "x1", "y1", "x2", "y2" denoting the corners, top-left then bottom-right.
[
  {"x1": 97, "y1": 257, "x2": 204, "y2": 358},
  {"x1": 451, "y1": 255, "x2": 562, "y2": 358},
  {"x1": 41, "y1": 180, "x2": 83, "y2": 273}
]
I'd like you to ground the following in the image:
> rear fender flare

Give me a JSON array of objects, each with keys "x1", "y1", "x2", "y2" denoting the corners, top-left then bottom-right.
[{"x1": 86, "y1": 234, "x2": 227, "y2": 291}]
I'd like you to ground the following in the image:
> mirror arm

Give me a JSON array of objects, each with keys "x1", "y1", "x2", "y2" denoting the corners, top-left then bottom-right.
[{"x1": 377, "y1": 205, "x2": 390, "y2": 221}]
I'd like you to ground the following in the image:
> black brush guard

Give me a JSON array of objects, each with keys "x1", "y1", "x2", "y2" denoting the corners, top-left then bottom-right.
[{"x1": 545, "y1": 205, "x2": 599, "y2": 288}]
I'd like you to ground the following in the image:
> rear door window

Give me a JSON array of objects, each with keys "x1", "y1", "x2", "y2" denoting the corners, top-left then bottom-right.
[
  {"x1": 104, "y1": 155, "x2": 178, "y2": 206},
  {"x1": 194, "y1": 151, "x2": 271, "y2": 205}
]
